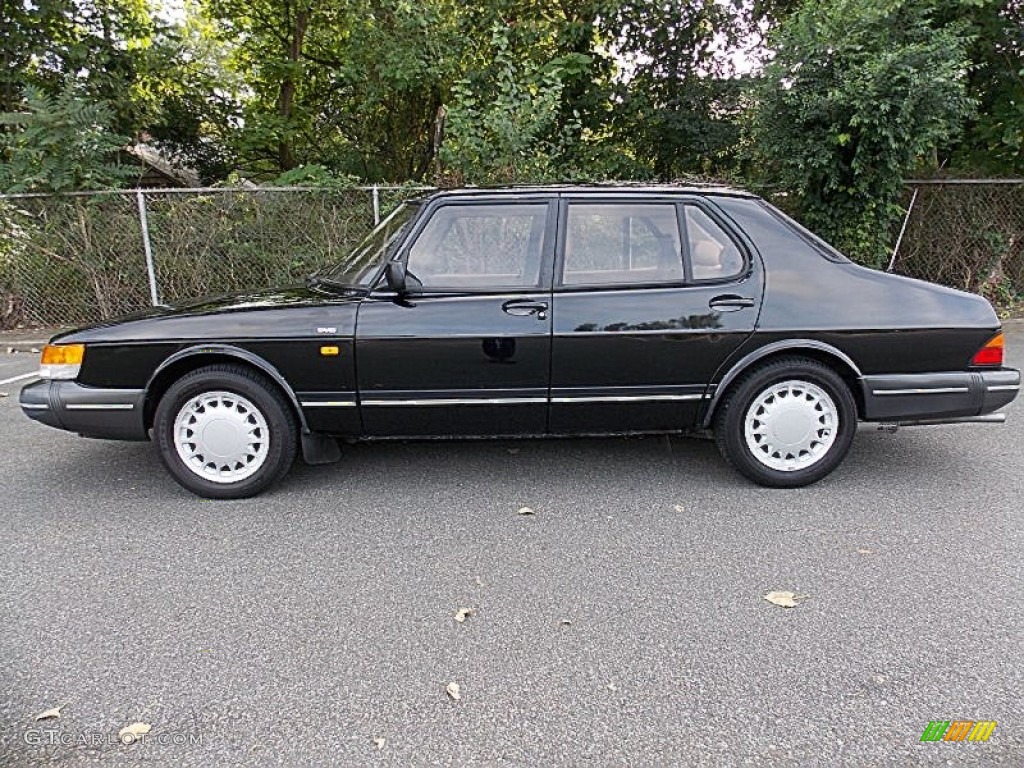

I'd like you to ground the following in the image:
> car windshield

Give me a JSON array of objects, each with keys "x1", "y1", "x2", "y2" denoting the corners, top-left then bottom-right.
[{"x1": 323, "y1": 202, "x2": 420, "y2": 286}]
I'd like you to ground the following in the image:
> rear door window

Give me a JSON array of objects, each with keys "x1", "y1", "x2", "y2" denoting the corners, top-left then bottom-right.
[{"x1": 562, "y1": 203, "x2": 683, "y2": 286}]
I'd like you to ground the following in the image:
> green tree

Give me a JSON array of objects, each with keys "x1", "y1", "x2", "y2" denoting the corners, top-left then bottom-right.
[
  {"x1": 439, "y1": 23, "x2": 588, "y2": 184},
  {"x1": 601, "y1": 0, "x2": 756, "y2": 180},
  {"x1": 941, "y1": 0, "x2": 1024, "y2": 173},
  {"x1": 200, "y1": 0, "x2": 463, "y2": 180},
  {"x1": 455, "y1": 1, "x2": 626, "y2": 179},
  {"x1": 750, "y1": 0, "x2": 974, "y2": 264},
  {"x1": 0, "y1": 0, "x2": 157, "y2": 131},
  {"x1": 0, "y1": 85, "x2": 135, "y2": 192},
  {"x1": 138, "y1": 3, "x2": 244, "y2": 181}
]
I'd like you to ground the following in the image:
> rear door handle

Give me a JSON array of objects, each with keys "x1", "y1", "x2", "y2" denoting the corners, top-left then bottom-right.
[
  {"x1": 502, "y1": 299, "x2": 549, "y2": 319},
  {"x1": 708, "y1": 295, "x2": 755, "y2": 312}
]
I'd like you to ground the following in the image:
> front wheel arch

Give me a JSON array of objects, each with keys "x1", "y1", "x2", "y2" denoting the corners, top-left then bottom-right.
[
  {"x1": 144, "y1": 346, "x2": 307, "y2": 434},
  {"x1": 153, "y1": 363, "x2": 300, "y2": 498}
]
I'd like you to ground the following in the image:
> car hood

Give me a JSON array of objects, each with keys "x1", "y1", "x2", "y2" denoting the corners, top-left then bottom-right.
[{"x1": 53, "y1": 285, "x2": 362, "y2": 344}]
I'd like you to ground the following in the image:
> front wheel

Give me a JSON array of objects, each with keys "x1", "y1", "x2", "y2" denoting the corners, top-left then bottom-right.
[
  {"x1": 154, "y1": 364, "x2": 298, "y2": 499},
  {"x1": 713, "y1": 357, "x2": 857, "y2": 488}
]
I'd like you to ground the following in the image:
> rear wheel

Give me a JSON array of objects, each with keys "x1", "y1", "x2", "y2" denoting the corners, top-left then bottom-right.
[
  {"x1": 154, "y1": 364, "x2": 298, "y2": 498},
  {"x1": 713, "y1": 357, "x2": 857, "y2": 488}
]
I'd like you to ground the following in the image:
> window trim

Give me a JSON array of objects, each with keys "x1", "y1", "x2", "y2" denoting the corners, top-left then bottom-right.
[
  {"x1": 553, "y1": 196, "x2": 751, "y2": 292},
  {"x1": 372, "y1": 196, "x2": 558, "y2": 296}
]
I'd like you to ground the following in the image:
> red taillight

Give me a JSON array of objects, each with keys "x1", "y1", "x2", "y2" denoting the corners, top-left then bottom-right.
[{"x1": 971, "y1": 332, "x2": 1004, "y2": 367}]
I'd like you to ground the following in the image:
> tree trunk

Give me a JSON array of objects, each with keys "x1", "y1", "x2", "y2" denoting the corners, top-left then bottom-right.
[{"x1": 277, "y1": 8, "x2": 310, "y2": 171}]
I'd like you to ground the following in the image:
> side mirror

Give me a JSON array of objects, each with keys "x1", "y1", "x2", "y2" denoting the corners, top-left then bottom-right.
[{"x1": 385, "y1": 260, "x2": 407, "y2": 294}]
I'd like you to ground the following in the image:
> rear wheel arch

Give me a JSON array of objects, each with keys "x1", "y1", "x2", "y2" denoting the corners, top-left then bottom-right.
[
  {"x1": 712, "y1": 355, "x2": 859, "y2": 487},
  {"x1": 144, "y1": 346, "x2": 307, "y2": 434},
  {"x1": 703, "y1": 341, "x2": 863, "y2": 427}
]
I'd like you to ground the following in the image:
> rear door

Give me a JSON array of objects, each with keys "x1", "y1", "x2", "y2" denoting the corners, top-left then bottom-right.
[
  {"x1": 549, "y1": 195, "x2": 763, "y2": 434},
  {"x1": 356, "y1": 196, "x2": 556, "y2": 437}
]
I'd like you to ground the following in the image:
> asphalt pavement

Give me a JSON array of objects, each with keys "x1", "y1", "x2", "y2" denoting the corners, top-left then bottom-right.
[{"x1": 0, "y1": 334, "x2": 1021, "y2": 766}]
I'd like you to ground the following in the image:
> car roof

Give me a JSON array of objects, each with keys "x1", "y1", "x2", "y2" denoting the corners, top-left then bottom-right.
[{"x1": 416, "y1": 184, "x2": 759, "y2": 203}]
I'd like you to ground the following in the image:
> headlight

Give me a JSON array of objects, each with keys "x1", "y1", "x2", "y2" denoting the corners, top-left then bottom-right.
[{"x1": 39, "y1": 344, "x2": 85, "y2": 380}]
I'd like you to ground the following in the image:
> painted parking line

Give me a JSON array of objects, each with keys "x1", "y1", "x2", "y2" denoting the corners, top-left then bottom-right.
[{"x1": 0, "y1": 371, "x2": 39, "y2": 386}]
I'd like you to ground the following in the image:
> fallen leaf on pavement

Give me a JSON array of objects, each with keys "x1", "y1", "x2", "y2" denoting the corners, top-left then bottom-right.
[
  {"x1": 372, "y1": 736, "x2": 386, "y2": 750},
  {"x1": 34, "y1": 706, "x2": 62, "y2": 721},
  {"x1": 764, "y1": 591, "x2": 808, "y2": 608},
  {"x1": 673, "y1": 504, "x2": 685, "y2": 513},
  {"x1": 446, "y1": 682, "x2": 462, "y2": 701},
  {"x1": 454, "y1": 607, "x2": 474, "y2": 623},
  {"x1": 118, "y1": 722, "x2": 151, "y2": 744},
  {"x1": 517, "y1": 506, "x2": 535, "y2": 516}
]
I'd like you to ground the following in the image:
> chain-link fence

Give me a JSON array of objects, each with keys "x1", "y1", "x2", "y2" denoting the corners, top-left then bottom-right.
[
  {"x1": 890, "y1": 180, "x2": 1024, "y2": 306},
  {"x1": 0, "y1": 186, "x2": 428, "y2": 328},
  {"x1": 1, "y1": 181, "x2": 1021, "y2": 329}
]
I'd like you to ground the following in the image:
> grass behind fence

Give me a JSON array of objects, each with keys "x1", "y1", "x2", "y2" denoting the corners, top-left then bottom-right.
[
  {"x1": 1, "y1": 195, "x2": 150, "y2": 326},
  {"x1": 144, "y1": 190, "x2": 379, "y2": 306},
  {"x1": 893, "y1": 183, "x2": 1024, "y2": 306},
  {"x1": 0, "y1": 188, "x2": 420, "y2": 328}
]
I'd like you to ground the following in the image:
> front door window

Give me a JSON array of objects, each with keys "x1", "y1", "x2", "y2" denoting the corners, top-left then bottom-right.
[{"x1": 405, "y1": 203, "x2": 548, "y2": 291}]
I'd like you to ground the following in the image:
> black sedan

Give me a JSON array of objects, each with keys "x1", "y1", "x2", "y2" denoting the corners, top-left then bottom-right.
[{"x1": 20, "y1": 186, "x2": 1020, "y2": 498}]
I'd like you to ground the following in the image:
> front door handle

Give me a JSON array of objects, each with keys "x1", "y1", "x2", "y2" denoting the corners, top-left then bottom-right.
[
  {"x1": 708, "y1": 295, "x2": 755, "y2": 312},
  {"x1": 502, "y1": 299, "x2": 549, "y2": 319}
]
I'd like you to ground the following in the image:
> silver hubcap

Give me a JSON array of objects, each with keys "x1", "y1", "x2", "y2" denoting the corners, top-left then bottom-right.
[
  {"x1": 744, "y1": 379, "x2": 838, "y2": 472},
  {"x1": 174, "y1": 391, "x2": 270, "y2": 483}
]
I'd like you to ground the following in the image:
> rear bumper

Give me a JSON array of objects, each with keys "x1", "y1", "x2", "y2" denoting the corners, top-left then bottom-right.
[
  {"x1": 19, "y1": 379, "x2": 148, "y2": 440},
  {"x1": 861, "y1": 368, "x2": 1019, "y2": 422}
]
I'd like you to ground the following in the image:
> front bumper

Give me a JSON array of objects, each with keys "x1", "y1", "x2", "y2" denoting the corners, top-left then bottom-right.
[
  {"x1": 861, "y1": 368, "x2": 1019, "y2": 422},
  {"x1": 20, "y1": 379, "x2": 148, "y2": 440}
]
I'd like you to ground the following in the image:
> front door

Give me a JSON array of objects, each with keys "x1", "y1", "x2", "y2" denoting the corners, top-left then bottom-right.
[
  {"x1": 356, "y1": 197, "x2": 556, "y2": 437},
  {"x1": 549, "y1": 197, "x2": 763, "y2": 434}
]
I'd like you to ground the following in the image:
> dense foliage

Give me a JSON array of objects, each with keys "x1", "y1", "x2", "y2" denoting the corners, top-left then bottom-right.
[
  {"x1": 750, "y1": 0, "x2": 975, "y2": 264},
  {"x1": 1, "y1": 0, "x2": 1022, "y2": 260}
]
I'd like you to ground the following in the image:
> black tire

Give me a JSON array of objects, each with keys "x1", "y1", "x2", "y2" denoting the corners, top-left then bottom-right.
[
  {"x1": 154, "y1": 364, "x2": 298, "y2": 499},
  {"x1": 713, "y1": 357, "x2": 857, "y2": 488}
]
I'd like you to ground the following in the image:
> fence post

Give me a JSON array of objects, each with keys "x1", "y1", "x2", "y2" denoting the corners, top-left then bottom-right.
[
  {"x1": 888, "y1": 186, "x2": 919, "y2": 273},
  {"x1": 136, "y1": 190, "x2": 161, "y2": 306},
  {"x1": 372, "y1": 185, "x2": 381, "y2": 226}
]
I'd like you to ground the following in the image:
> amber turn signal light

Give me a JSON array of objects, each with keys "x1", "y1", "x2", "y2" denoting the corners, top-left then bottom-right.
[
  {"x1": 39, "y1": 343, "x2": 85, "y2": 380},
  {"x1": 971, "y1": 332, "x2": 1004, "y2": 367},
  {"x1": 40, "y1": 344, "x2": 85, "y2": 366}
]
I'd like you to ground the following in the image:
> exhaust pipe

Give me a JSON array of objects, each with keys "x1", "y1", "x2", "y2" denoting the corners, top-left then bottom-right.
[{"x1": 876, "y1": 413, "x2": 1007, "y2": 431}]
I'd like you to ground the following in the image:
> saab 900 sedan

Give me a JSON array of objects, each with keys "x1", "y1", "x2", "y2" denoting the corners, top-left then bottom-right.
[{"x1": 20, "y1": 186, "x2": 1020, "y2": 498}]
